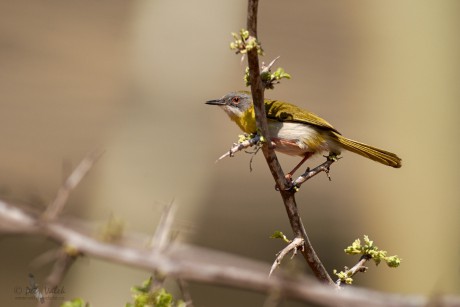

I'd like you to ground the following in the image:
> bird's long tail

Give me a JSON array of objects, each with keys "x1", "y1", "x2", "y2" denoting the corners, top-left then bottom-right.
[{"x1": 332, "y1": 132, "x2": 402, "y2": 168}]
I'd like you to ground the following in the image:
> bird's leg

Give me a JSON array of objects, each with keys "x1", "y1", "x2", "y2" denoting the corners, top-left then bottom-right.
[{"x1": 285, "y1": 152, "x2": 313, "y2": 181}]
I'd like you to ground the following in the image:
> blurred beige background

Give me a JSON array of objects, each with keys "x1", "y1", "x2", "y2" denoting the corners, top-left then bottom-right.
[{"x1": 0, "y1": 0, "x2": 459, "y2": 306}]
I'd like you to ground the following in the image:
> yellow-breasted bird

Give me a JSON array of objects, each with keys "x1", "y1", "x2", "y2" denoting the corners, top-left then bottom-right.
[{"x1": 206, "y1": 91, "x2": 402, "y2": 177}]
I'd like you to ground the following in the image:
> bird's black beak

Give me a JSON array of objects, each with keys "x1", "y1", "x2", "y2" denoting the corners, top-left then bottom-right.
[{"x1": 205, "y1": 99, "x2": 226, "y2": 106}]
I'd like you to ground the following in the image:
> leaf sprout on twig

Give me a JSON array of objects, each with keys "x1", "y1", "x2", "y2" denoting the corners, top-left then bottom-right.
[
  {"x1": 126, "y1": 277, "x2": 186, "y2": 307},
  {"x1": 270, "y1": 230, "x2": 291, "y2": 244},
  {"x1": 230, "y1": 28, "x2": 264, "y2": 56},
  {"x1": 334, "y1": 235, "x2": 401, "y2": 286}
]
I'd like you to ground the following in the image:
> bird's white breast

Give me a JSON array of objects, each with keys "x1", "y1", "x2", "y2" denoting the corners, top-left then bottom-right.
[{"x1": 267, "y1": 121, "x2": 330, "y2": 156}]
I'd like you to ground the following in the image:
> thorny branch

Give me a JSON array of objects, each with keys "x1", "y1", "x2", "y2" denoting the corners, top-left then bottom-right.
[
  {"x1": 1, "y1": 199, "x2": 459, "y2": 306},
  {"x1": 245, "y1": 0, "x2": 333, "y2": 283}
]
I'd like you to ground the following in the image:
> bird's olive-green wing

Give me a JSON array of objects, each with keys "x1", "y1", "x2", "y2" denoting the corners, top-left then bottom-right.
[{"x1": 264, "y1": 99, "x2": 340, "y2": 134}]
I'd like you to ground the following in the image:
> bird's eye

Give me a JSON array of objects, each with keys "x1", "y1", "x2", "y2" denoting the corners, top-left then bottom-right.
[{"x1": 231, "y1": 97, "x2": 240, "y2": 104}]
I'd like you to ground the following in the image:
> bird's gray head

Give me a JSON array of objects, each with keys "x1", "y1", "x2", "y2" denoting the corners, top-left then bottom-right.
[{"x1": 205, "y1": 91, "x2": 253, "y2": 118}]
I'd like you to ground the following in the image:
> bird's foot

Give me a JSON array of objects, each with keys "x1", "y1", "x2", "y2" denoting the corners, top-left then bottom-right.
[{"x1": 274, "y1": 173, "x2": 299, "y2": 192}]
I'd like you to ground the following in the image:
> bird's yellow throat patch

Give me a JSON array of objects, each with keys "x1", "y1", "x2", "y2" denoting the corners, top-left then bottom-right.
[{"x1": 229, "y1": 106, "x2": 257, "y2": 133}]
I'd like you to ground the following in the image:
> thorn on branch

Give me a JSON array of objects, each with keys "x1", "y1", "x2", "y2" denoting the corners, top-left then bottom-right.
[
  {"x1": 178, "y1": 279, "x2": 194, "y2": 307},
  {"x1": 269, "y1": 237, "x2": 305, "y2": 277},
  {"x1": 246, "y1": 144, "x2": 263, "y2": 172},
  {"x1": 151, "y1": 201, "x2": 176, "y2": 252},
  {"x1": 261, "y1": 56, "x2": 280, "y2": 74},
  {"x1": 42, "y1": 150, "x2": 103, "y2": 222},
  {"x1": 244, "y1": 57, "x2": 291, "y2": 90}
]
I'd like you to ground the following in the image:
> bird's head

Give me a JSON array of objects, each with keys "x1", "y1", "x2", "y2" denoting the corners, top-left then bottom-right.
[{"x1": 205, "y1": 91, "x2": 253, "y2": 120}]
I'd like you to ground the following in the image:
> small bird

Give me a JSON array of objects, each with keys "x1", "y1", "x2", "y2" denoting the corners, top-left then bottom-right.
[{"x1": 206, "y1": 91, "x2": 401, "y2": 177}]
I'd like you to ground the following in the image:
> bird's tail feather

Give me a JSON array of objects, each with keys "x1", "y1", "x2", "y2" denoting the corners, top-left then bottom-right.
[{"x1": 332, "y1": 132, "x2": 402, "y2": 168}]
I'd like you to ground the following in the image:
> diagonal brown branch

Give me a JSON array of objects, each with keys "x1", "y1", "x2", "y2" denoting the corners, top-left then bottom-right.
[{"x1": 246, "y1": 0, "x2": 333, "y2": 284}]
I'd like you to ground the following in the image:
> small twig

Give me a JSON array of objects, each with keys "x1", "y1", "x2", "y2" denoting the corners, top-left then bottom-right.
[
  {"x1": 178, "y1": 279, "x2": 194, "y2": 307},
  {"x1": 29, "y1": 247, "x2": 80, "y2": 307},
  {"x1": 45, "y1": 249, "x2": 78, "y2": 288},
  {"x1": 263, "y1": 290, "x2": 282, "y2": 307},
  {"x1": 40, "y1": 249, "x2": 79, "y2": 307},
  {"x1": 29, "y1": 248, "x2": 61, "y2": 269},
  {"x1": 269, "y1": 237, "x2": 304, "y2": 277},
  {"x1": 149, "y1": 273, "x2": 167, "y2": 293},
  {"x1": 217, "y1": 134, "x2": 261, "y2": 161},
  {"x1": 245, "y1": 143, "x2": 263, "y2": 172},
  {"x1": 336, "y1": 255, "x2": 371, "y2": 287},
  {"x1": 149, "y1": 201, "x2": 176, "y2": 293},
  {"x1": 151, "y1": 201, "x2": 176, "y2": 252},
  {"x1": 42, "y1": 150, "x2": 103, "y2": 221},
  {"x1": 292, "y1": 155, "x2": 338, "y2": 189}
]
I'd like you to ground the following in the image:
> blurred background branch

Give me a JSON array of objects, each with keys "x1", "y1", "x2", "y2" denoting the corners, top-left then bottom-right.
[{"x1": 1, "y1": 197, "x2": 459, "y2": 306}]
